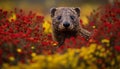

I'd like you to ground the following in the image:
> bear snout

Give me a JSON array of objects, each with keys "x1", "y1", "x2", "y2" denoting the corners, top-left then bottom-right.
[{"x1": 63, "y1": 22, "x2": 70, "y2": 28}]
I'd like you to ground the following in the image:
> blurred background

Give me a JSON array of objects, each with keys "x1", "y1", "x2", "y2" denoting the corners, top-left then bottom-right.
[{"x1": 0, "y1": 0, "x2": 114, "y2": 33}]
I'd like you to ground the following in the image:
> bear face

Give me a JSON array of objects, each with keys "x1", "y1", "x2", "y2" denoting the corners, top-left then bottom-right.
[
  {"x1": 50, "y1": 7, "x2": 91, "y2": 47},
  {"x1": 50, "y1": 7, "x2": 81, "y2": 32}
]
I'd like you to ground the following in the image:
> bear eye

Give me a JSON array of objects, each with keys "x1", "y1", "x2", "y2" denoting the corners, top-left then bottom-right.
[
  {"x1": 70, "y1": 15, "x2": 75, "y2": 20},
  {"x1": 57, "y1": 16, "x2": 62, "y2": 20}
]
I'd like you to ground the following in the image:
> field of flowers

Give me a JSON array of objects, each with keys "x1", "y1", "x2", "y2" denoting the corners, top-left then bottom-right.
[{"x1": 0, "y1": 1, "x2": 120, "y2": 69}]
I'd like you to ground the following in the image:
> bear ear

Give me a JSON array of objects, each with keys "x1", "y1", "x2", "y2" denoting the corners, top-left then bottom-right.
[
  {"x1": 50, "y1": 8, "x2": 57, "y2": 17},
  {"x1": 74, "y1": 7, "x2": 80, "y2": 17}
]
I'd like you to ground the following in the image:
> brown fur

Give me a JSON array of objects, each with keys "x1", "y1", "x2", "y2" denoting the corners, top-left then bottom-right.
[{"x1": 50, "y1": 7, "x2": 91, "y2": 46}]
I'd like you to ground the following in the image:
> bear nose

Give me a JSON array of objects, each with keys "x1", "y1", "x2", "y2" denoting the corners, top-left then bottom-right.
[{"x1": 63, "y1": 22, "x2": 70, "y2": 27}]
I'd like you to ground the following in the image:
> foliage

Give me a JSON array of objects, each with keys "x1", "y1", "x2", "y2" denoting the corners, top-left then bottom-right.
[{"x1": 0, "y1": 1, "x2": 120, "y2": 69}]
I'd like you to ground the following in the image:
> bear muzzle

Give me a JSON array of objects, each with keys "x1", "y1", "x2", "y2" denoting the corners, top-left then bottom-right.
[{"x1": 63, "y1": 22, "x2": 70, "y2": 28}]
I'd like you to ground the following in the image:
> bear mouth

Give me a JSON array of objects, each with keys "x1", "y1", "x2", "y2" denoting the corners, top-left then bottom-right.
[
  {"x1": 59, "y1": 28, "x2": 76, "y2": 32},
  {"x1": 61, "y1": 26, "x2": 77, "y2": 31},
  {"x1": 60, "y1": 30, "x2": 78, "y2": 38}
]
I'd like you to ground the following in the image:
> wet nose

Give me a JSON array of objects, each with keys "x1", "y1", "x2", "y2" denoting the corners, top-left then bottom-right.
[{"x1": 63, "y1": 22, "x2": 70, "y2": 27}]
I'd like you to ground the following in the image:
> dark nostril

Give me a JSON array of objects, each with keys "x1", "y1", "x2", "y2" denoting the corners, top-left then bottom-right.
[{"x1": 63, "y1": 22, "x2": 70, "y2": 27}]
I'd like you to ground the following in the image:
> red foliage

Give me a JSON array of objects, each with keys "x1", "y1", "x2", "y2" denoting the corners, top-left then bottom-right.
[
  {"x1": 114, "y1": 46, "x2": 120, "y2": 52},
  {"x1": 0, "y1": 8, "x2": 56, "y2": 64},
  {"x1": 0, "y1": 1, "x2": 120, "y2": 65}
]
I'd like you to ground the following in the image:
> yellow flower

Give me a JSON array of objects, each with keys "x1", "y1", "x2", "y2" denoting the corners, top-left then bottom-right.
[
  {"x1": 92, "y1": 26, "x2": 96, "y2": 28},
  {"x1": 47, "y1": 56, "x2": 52, "y2": 62},
  {"x1": 17, "y1": 48, "x2": 22, "y2": 53},
  {"x1": 88, "y1": 54, "x2": 93, "y2": 59},
  {"x1": 117, "y1": 55, "x2": 120, "y2": 63},
  {"x1": 30, "y1": 63, "x2": 42, "y2": 69},
  {"x1": 99, "y1": 53, "x2": 106, "y2": 57},
  {"x1": 78, "y1": 62, "x2": 86, "y2": 69},
  {"x1": 31, "y1": 46, "x2": 35, "y2": 49},
  {"x1": 2, "y1": 43, "x2": 115, "y2": 69},
  {"x1": 84, "y1": 55, "x2": 89, "y2": 60},
  {"x1": 95, "y1": 51, "x2": 100, "y2": 56},
  {"x1": 9, "y1": 56, "x2": 15, "y2": 61},
  {"x1": 9, "y1": 13, "x2": 16, "y2": 22},
  {"x1": 90, "y1": 44, "x2": 96, "y2": 49},
  {"x1": 111, "y1": 60, "x2": 115, "y2": 66},
  {"x1": 2, "y1": 64, "x2": 9, "y2": 69},
  {"x1": 91, "y1": 57, "x2": 97, "y2": 61},
  {"x1": 31, "y1": 53, "x2": 36, "y2": 57},
  {"x1": 33, "y1": 55, "x2": 45, "y2": 61},
  {"x1": 100, "y1": 47, "x2": 105, "y2": 52},
  {"x1": 101, "y1": 39, "x2": 109, "y2": 43},
  {"x1": 71, "y1": 57, "x2": 79, "y2": 68},
  {"x1": 97, "y1": 45, "x2": 102, "y2": 50},
  {"x1": 79, "y1": 47, "x2": 88, "y2": 57},
  {"x1": 52, "y1": 42, "x2": 58, "y2": 46},
  {"x1": 107, "y1": 43, "x2": 110, "y2": 46},
  {"x1": 43, "y1": 21, "x2": 52, "y2": 33}
]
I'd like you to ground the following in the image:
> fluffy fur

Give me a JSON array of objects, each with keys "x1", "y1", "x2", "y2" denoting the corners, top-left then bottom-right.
[{"x1": 50, "y1": 7, "x2": 91, "y2": 46}]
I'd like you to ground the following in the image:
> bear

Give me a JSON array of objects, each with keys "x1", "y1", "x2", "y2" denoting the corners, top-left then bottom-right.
[{"x1": 50, "y1": 7, "x2": 91, "y2": 47}]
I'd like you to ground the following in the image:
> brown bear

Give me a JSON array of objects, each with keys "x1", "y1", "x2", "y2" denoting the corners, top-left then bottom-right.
[{"x1": 50, "y1": 7, "x2": 91, "y2": 47}]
